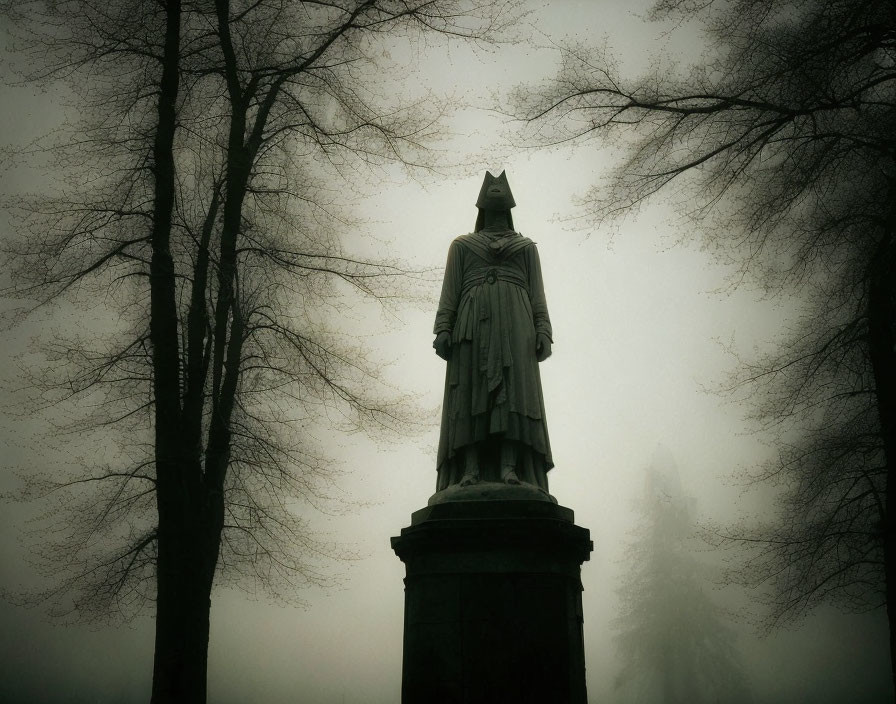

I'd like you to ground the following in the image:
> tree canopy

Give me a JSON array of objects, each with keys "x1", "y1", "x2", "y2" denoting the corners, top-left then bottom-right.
[
  {"x1": 1, "y1": 1, "x2": 523, "y2": 700},
  {"x1": 511, "y1": 0, "x2": 896, "y2": 694}
]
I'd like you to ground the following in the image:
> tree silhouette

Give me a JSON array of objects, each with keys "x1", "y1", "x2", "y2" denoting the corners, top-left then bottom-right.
[
  {"x1": 511, "y1": 0, "x2": 896, "y2": 694},
  {"x1": 614, "y1": 450, "x2": 751, "y2": 704},
  {"x1": 1, "y1": 1, "x2": 522, "y2": 701}
]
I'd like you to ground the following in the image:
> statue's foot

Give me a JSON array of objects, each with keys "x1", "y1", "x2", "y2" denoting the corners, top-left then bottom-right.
[
  {"x1": 502, "y1": 469, "x2": 521, "y2": 485},
  {"x1": 459, "y1": 473, "x2": 479, "y2": 487}
]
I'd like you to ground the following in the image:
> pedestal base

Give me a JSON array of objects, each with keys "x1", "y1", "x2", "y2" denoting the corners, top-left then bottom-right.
[{"x1": 391, "y1": 499, "x2": 592, "y2": 704}]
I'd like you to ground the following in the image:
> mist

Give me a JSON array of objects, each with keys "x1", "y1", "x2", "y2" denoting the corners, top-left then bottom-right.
[{"x1": 1, "y1": 1, "x2": 892, "y2": 702}]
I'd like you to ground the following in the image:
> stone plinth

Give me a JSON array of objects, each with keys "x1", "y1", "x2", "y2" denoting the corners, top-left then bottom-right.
[{"x1": 391, "y1": 493, "x2": 592, "y2": 704}]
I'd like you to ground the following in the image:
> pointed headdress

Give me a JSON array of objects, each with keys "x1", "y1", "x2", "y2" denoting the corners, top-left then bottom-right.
[{"x1": 475, "y1": 170, "x2": 516, "y2": 211}]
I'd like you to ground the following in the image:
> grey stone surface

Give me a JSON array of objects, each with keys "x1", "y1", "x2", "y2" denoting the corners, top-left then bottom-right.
[
  {"x1": 432, "y1": 171, "x2": 554, "y2": 493},
  {"x1": 392, "y1": 499, "x2": 592, "y2": 704},
  {"x1": 427, "y1": 481, "x2": 557, "y2": 506},
  {"x1": 395, "y1": 174, "x2": 591, "y2": 702}
]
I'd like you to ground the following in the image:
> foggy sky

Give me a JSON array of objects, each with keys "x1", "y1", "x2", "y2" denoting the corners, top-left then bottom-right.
[{"x1": 1, "y1": 1, "x2": 892, "y2": 702}]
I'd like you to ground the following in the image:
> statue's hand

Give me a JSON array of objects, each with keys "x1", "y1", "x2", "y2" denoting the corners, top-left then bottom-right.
[
  {"x1": 433, "y1": 331, "x2": 452, "y2": 360},
  {"x1": 536, "y1": 333, "x2": 552, "y2": 362}
]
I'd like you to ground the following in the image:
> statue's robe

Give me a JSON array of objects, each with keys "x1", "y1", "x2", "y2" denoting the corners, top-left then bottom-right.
[{"x1": 433, "y1": 226, "x2": 553, "y2": 491}]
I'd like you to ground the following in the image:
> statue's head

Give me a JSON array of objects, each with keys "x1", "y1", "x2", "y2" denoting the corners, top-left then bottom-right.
[
  {"x1": 474, "y1": 170, "x2": 516, "y2": 232},
  {"x1": 475, "y1": 170, "x2": 516, "y2": 211}
]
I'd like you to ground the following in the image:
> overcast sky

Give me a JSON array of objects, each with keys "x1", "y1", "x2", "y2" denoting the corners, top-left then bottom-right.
[{"x1": 1, "y1": 1, "x2": 892, "y2": 702}]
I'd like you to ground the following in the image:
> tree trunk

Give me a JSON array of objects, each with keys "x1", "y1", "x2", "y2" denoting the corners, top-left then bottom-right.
[
  {"x1": 151, "y1": 465, "x2": 225, "y2": 704},
  {"x1": 868, "y1": 231, "x2": 896, "y2": 703},
  {"x1": 151, "y1": 515, "x2": 212, "y2": 704},
  {"x1": 146, "y1": 0, "x2": 205, "y2": 701}
]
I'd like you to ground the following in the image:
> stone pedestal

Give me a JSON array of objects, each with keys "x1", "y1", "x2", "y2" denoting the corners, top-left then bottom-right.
[{"x1": 391, "y1": 490, "x2": 592, "y2": 704}]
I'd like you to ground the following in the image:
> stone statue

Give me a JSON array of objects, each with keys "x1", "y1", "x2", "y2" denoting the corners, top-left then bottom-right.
[{"x1": 432, "y1": 170, "x2": 553, "y2": 495}]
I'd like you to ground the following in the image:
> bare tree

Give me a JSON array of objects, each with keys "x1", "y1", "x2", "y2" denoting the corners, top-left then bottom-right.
[
  {"x1": 1, "y1": 1, "x2": 522, "y2": 701},
  {"x1": 509, "y1": 0, "x2": 896, "y2": 695}
]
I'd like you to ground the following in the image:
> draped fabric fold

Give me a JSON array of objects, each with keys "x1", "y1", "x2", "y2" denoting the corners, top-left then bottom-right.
[{"x1": 434, "y1": 228, "x2": 553, "y2": 492}]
